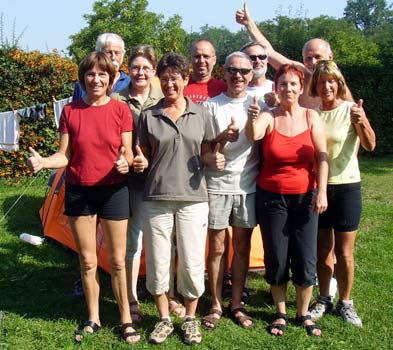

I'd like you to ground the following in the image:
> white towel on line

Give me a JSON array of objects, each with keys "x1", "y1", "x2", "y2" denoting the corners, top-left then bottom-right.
[{"x1": 0, "y1": 111, "x2": 20, "y2": 151}]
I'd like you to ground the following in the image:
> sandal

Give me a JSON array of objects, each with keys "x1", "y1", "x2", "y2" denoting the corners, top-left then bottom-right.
[
  {"x1": 267, "y1": 312, "x2": 288, "y2": 336},
  {"x1": 295, "y1": 314, "x2": 322, "y2": 336},
  {"x1": 230, "y1": 307, "x2": 253, "y2": 328},
  {"x1": 169, "y1": 297, "x2": 186, "y2": 318},
  {"x1": 121, "y1": 322, "x2": 140, "y2": 344},
  {"x1": 130, "y1": 300, "x2": 143, "y2": 324},
  {"x1": 202, "y1": 308, "x2": 223, "y2": 330},
  {"x1": 74, "y1": 320, "x2": 101, "y2": 343}
]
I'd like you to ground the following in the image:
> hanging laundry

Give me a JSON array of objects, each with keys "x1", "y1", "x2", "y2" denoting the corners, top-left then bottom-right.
[
  {"x1": 53, "y1": 97, "x2": 72, "y2": 127},
  {"x1": 0, "y1": 111, "x2": 21, "y2": 151}
]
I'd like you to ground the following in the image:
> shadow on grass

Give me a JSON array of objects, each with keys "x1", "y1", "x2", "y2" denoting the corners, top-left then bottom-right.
[{"x1": 0, "y1": 195, "x2": 125, "y2": 328}]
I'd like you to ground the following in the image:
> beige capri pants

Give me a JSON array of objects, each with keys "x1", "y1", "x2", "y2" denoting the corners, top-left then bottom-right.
[{"x1": 143, "y1": 200, "x2": 208, "y2": 299}]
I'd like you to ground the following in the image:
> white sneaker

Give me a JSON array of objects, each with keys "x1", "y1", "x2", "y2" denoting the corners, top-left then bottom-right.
[
  {"x1": 309, "y1": 295, "x2": 333, "y2": 321},
  {"x1": 336, "y1": 300, "x2": 363, "y2": 328}
]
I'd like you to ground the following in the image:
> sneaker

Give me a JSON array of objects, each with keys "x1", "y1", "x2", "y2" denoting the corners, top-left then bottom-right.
[
  {"x1": 309, "y1": 295, "x2": 333, "y2": 321},
  {"x1": 149, "y1": 319, "x2": 174, "y2": 344},
  {"x1": 181, "y1": 318, "x2": 202, "y2": 345},
  {"x1": 336, "y1": 300, "x2": 363, "y2": 328}
]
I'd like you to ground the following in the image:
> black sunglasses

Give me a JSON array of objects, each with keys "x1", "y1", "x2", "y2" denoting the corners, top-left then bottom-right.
[
  {"x1": 225, "y1": 67, "x2": 252, "y2": 75},
  {"x1": 249, "y1": 54, "x2": 268, "y2": 61}
]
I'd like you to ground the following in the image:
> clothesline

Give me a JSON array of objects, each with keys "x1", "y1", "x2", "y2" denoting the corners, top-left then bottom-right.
[{"x1": 0, "y1": 97, "x2": 72, "y2": 152}]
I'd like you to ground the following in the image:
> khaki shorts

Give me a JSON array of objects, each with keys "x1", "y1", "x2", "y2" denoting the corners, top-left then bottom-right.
[{"x1": 208, "y1": 192, "x2": 256, "y2": 230}]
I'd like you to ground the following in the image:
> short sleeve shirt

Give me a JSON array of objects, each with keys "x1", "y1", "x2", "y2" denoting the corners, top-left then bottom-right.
[
  {"x1": 138, "y1": 97, "x2": 215, "y2": 201},
  {"x1": 59, "y1": 98, "x2": 133, "y2": 186}
]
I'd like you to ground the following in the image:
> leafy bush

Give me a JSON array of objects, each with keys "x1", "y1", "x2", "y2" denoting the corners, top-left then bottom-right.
[{"x1": 0, "y1": 47, "x2": 77, "y2": 181}]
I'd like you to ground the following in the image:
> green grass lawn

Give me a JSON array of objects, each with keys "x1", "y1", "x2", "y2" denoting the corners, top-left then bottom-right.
[{"x1": 1, "y1": 157, "x2": 392, "y2": 350}]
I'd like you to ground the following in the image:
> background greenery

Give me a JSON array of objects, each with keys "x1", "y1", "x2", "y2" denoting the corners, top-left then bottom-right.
[
  {"x1": 0, "y1": 157, "x2": 392, "y2": 349},
  {"x1": 1, "y1": 0, "x2": 392, "y2": 180}
]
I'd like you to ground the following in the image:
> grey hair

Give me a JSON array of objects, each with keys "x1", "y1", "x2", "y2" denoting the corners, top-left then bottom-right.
[
  {"x1": 302, "y1": 39, "x2": 332, "y2": 58},
  {"x1": 239, "y1": 41, "x2": 268, "y2": 57},
  {"x1": 224, "y1": 51, "x2": 253, "y2": 68},
  {"x1": 95, "y1": 33, "x2": 126, "y2": 53}
]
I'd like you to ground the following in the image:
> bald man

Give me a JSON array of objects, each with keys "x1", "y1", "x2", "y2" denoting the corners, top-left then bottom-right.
[{"x1": 236, "y1": 3, "x2": 352, "y2": 109}]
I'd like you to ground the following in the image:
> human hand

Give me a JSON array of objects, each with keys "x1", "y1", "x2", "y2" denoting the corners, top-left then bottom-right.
[
  {"x1": 224, "y1": 116, "x2": 240, "y2": 142},
  {"x1": 27, "y1": 147, "x2": 44, "y2": 173},
  {"x1": 213, "y1": 143, "x2": 225, "y2": 170},
  {"x1": 350, "y1": 99, "x2": 366, "y2": 125},
  {"x1": 313, "y1": 190, "x2": 328, "y2": 214},
  {"x1": 114, "y1": 146, "x2": 129, "y2": 174},
  {"x1": 248, "y1": 95, "x2": 261, "y2": 120},
  {"x1": 264, "y1": 85, "x2": 280, "y2": 108},
  {"x1": 236, "y1": 2, "x2": 251, "y2": 26},
  {"x1": 133, "y1": 145, "x2": 148, "y2": 173}
]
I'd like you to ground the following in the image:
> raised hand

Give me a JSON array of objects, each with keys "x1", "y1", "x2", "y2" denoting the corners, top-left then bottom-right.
[
  {"x1": 213, "y1": 143, "x2": 225, "y2": 170},
  {"x1": 114, "y1": 146, "x2": 129, "y2": 174},
  {"x1": 27, "y1": 147, "x2": 44, "y2": 173},
  {"x1": 236, "y1": 2, "x2": 251, "y2": 26},
  {"x1": 248, "y1": 95, "x2": 261, "y2": 120},
  {"x1": 350, "y1": 99, "x2": 365, "y2": 125},
  {"x1": 133, "y1": 145, "x2": 148, "y2": 173}
]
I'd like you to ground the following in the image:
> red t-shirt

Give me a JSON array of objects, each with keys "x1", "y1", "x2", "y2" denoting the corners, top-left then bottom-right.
[
  {"x1": 59, "y1": 98, "x2": 133, "y2": 186},
  {"x1": 184, "y1": 76, "x2": 227, "y2": 104},
  {"x1": 257, "y1": 114, "x2": 316, "y2": 194}
]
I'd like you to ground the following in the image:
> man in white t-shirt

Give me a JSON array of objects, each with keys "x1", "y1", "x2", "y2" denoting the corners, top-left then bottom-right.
[{"x1": 202, "y1": 51, "x2": 267, "y2": 330}]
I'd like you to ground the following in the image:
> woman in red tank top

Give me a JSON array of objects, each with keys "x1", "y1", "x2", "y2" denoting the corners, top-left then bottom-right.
[{"x1": 245, "y1": 64, "x2": 328, "y2": 336}]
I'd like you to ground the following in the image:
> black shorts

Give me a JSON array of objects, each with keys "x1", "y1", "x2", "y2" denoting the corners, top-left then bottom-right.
[
  {"x1": 318, "y1": 182, "x2": 362, "y2": 232},
  {"x1": 64, "y1": 181, "x2": 129, "y2": 220}
]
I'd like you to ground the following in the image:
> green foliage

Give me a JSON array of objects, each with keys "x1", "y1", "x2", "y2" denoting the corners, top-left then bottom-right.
[
  {"x1": 0, "y1": 47, "x2": 77, "y2": 180},
  {"x1": 344, "y1": 0, "x2": 393, "y2": 32},
  {"x1": 68, "y1": 0, "x2": 188, "y2": 61}
]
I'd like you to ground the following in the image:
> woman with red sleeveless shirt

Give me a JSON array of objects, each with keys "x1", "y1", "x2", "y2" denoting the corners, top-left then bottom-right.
[{"x1": 246, "y1": 64, "x2": 328, "y2": 336}]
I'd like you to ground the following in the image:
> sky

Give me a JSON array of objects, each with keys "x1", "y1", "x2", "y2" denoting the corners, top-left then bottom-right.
[{"x1": 1, "y1": 0, "x2": 349, "y2": 54}]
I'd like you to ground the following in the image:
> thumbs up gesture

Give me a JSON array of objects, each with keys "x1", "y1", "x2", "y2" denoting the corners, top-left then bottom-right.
[
  {"x1": 264, "y1": 84, "x2": 280, "y2": 108},
  {"x1": 213, "y1": 143, "x2": 225, "y2": 170},
  {"x1": 114, "y1": 146, "x2": 130, "y2": 174},
  {"x1": 236, "y1": 2, "x2": 251, "y2": 26},
  {"x1": 133, "y1": 145, "x2": 148, "y2": 173},
  {"x1": 226, "y1": 116, "x2": 240, "y2": 142},
  {"x1": 27, "y1": 147, "x2": 44, "y2": 173},
  {"x1": 248, "y1": 95, "x2": 261, "y2": 120},
  {"x1": 350, "y1": 99, "x2": 365, "y2": 125}
]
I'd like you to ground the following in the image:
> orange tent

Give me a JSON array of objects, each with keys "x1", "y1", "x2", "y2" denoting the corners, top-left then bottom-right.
[{"x1": 39, "y1": 168, "x2": 264, "y2": 274}]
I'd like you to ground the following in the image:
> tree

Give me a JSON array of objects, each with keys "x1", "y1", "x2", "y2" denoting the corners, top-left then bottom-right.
[
  {"x1": 68, "y1": 0, "x2": 188, "y2": 62},
  {"x1": 344, "y1": 0, "x2": 393, "y2": 32}
]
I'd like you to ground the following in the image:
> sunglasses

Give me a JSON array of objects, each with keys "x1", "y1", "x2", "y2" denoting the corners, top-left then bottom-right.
[
  {"x1": 249, "y1": 54, "x2": 268, "y2": 61},
  {"x1": 225, "y1": 67, "x2": 252, "y2": 75}
]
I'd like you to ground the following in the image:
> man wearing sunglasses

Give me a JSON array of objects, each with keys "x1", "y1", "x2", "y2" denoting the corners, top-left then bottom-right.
[
  {"x1": 240, "y1": 42, "x2": 275, "y2": 107},
  {"x1": 202, "y1": 52, "x2": 267, "y2": 330}
]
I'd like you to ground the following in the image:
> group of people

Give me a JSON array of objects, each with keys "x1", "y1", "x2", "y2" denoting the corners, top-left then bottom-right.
[{"x1": 27, "y1": 2, "x2": 375, "y2": 345}]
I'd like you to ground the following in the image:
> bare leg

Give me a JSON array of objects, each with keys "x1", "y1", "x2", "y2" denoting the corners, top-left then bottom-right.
[
  {"x1": 230, "y1": 227, "x2": 253, "y2": 327},
  {"x1": 294, "y1": 284, "x2": 321, "y2": 336},
  {"x1": 269, "y1": 284, "x2": 287, "y2": 336},
  {"x1": 316, "y1": 228, "x2": 335, "y2": 296},
  {"x1": 69, "y1": 215, "x2": 101, "y2": 330},
  {"x1": 100, "y1": 218, "x2": 140, "y2": 343},
  {"x1": 335, "y1": 230, "x2": 357, "y2": 300}
]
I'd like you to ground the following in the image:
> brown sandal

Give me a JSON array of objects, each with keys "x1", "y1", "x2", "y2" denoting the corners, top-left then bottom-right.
[
  {"x1": 202, "y1": 308, "x2": 223, "y2": 330},
  {"x1": 169, "y1": 297, "x2": 186, "y2": 318},
  {"x1": 230, "y1": 307, "x2": 253, "y2": 328},
  {"x1": 130, "y1": 300, "x2": 143, "y2": 324}
]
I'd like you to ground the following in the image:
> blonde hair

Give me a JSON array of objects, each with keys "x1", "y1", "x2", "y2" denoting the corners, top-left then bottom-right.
[{"x1": 309, "y1": 60, "x2": 347, "y2": 98}]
